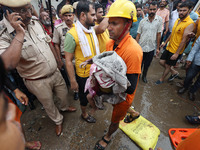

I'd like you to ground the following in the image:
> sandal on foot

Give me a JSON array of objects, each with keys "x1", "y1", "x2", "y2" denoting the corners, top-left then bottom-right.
[
  {"x1": 124, "y1": 114, "x2": 140, "y2": 123},
  {"x1": 81, "y1": 114, "x2": 96, "y2": 123},
  {"x1": 94, "y1": 136, "x2": 111, "y2": 150}
]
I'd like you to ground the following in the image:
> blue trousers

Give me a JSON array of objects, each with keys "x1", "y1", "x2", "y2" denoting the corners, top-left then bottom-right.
[{"x1": 184, "y1": 63, "x2": 200, "y2": 93}]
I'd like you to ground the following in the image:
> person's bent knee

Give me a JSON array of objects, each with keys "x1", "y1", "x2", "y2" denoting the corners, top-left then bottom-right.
[
  {"x1": 165, "y1": 63, "x2": 171, "y2": 68},
  {"x1": 159, "y1": 60, "x2": 165, "y2": 66}
]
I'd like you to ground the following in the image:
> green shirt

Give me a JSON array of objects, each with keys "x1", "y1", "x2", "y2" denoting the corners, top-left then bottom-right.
[{"x1": 64, "y1": 33, "x2": 76, "y2": 53}]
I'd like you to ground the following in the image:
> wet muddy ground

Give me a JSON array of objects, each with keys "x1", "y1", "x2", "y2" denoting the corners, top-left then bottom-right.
[{"x1": 21, "y1": 57, "x2": 200, "y2": 150}]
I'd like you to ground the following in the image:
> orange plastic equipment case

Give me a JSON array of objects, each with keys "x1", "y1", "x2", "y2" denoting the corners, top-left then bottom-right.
[{"x1": 168, "y1": 128, "x2": 198, "y2": 148}]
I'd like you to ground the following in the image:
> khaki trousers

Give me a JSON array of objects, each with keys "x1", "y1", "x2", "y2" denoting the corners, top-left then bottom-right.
[{"x1": 24, "y1": 69, "x2": 69, "y2": 125}]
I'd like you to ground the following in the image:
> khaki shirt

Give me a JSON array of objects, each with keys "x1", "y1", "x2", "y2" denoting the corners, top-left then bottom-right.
[
  {"x1": 0, "y1": 17, "x2": 57, "y2": 79},
  {"x1": 52, "y1": 21, "x2": 71, "y2": 55}
]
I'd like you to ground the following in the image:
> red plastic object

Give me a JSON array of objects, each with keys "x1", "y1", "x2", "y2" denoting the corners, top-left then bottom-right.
[{"x1": 168, "y1": 128, "x2": 198, "y2": 148}]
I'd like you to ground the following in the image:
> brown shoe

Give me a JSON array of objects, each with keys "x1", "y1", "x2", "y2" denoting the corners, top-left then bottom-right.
[{"x1": 55, "y1": 124, "x2": 62, "y2": 136}]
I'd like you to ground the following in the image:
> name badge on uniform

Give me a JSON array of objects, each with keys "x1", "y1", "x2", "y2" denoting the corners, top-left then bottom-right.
[{"x1": 62, "y1": 28, "x2": 68, "y2": 36}]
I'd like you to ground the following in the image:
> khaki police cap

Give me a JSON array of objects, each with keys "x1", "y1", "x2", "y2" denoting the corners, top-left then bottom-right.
[
  {"x1": 0, "y1": 0, "x2": 31, "y2": 7},
  {"x1": 61, "y1": 5, "x2": 73, "y2": 15},
  {"x1": 73, "y1": 2, "x2": 78, "y2": 10}
]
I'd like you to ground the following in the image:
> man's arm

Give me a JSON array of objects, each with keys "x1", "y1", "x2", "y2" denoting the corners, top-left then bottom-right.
[
  {"x1": 141, "y1": 10, "x2": 145, "y2": 18},
  {"x1": 135, "y1": 33, "x2": 141, "y2": 43},
  {"x1": 49, "y1": 43, "x2": 63, "y2": 69},
  {"x1": 186, "y1": 36, "x2": 200, "y2": 68},
  {"x1": 164, "y1": 11, "x2": 170, "y2": 35},
  {"x1": 160, "y1": 33, "x2": 171, "y2": 48},
  {"x1": 65, "y1": 52, "x2": 78, "y2": 91},
  {"x1": 193, "y1": 18, "x2": 199, "y2": 34},
  {"x1": 125, "y1": 74, "x2": 139, "y2": 94},
  {"x1": 156, "y1": 32, "x2": 161, "y2": 55},
  {"x1": 94, "y1": 18, "x2": 109, "y2": 34},
  {"x1": 1, "y1": 11, "x2": 25, "y2": 70},
  {"x1": 171, "y1": 23, "x2": 194, "y2": 60},
  {"x1": 52, "y1": 28, "x2": 63, "y2": 69},
  {"x1": 136, "y1": 21, "x2": 142, "y2": 43},
  {"x1": 64, "y1": 33, "x2": 78, "y2": 91},
  {"x1": 4, "y1": 76, "x2": 28, "y2": 105},
  {"x1": 54, "y1": 44, "x2": 62, "y2": 59},
  {"x1": 54, "y1": 43, "x2": 64, "y2": 69},
  {"x1": 164, "y1": 21, "x2": 169, "y2": 35}
]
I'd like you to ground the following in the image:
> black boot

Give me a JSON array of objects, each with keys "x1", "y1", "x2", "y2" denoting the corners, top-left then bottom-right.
[
  {"x1": 178, "y1": 87, "x2": 187, "y2": 94},
  {"x1": 142, "y1": 69, "x2": 148, "y2": 83},
  {"x1": 74, "y1": 92, "x2": 79, "y2": 100}
]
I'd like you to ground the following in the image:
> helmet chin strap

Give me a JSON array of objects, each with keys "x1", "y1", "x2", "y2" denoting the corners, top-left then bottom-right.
[{"x1": 117, "y1": 21, "x2": 131, "y2": 41}]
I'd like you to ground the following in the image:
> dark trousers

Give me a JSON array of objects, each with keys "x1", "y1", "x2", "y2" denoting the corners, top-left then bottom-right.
[
  {"x1": 76, "y1": 75, "x2": 89, "y2": 106},
  {"x1": 142, "y1": 50, "x2": 155, "y2": 71},
  {"x1": 60, "y1": 65, "x2": 70, "y2": 86},
  {"x1": 184, "y1": 63, "x2": 200, "y2": 93}
]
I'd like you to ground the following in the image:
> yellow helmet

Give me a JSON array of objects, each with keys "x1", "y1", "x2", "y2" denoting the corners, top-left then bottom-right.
[{"x1": 105, "y1": 0, "x2": 137, "y2": 22}]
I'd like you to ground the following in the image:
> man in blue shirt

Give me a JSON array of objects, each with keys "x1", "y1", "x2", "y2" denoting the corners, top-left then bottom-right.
[
  {"x1": 178, "y1": 36, "x2": 200, "y2": 101},
  {"x1": 130, "y1": 4, "x2": 144, "y2": 39}
]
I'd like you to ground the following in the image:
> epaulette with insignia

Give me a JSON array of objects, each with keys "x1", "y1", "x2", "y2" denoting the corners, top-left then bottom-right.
[
  {"x1": 0, "y1": 23, "x2": 6, "y2": 36},
  {"x1": 55, "y1": 23, "x2": 63, "y2": 29}
]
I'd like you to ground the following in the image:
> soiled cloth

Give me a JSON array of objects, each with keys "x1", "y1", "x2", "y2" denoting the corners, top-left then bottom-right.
[{"x1": 84, "y1": 51, "x2": 130, "y2": 108}]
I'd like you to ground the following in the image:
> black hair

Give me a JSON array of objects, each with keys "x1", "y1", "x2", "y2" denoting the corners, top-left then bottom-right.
[
  {"x1": 149, "y1": 1, "x2": 158, "y2": 8},
  {"x1": 136, "y1": 4, "x2": 143, "y2": 9},
  {"x1": 95, "y1": 3, "x2": 103, "y2": 12},
  {"x1": 143, "y1": 3, "x2": 149, "y2": 8},
  {"x1": 77, "y1": 1, "x2": 95, "y2": 19},
  {"x1": 179, "y1": 1, "x2": 193, "y2": 9},
  {"x1": 134, "y1": 2, "x2": 139, "y2": 5},
  {"x1": 163, "y1": 0, "x2": 169, "y2": 4}
]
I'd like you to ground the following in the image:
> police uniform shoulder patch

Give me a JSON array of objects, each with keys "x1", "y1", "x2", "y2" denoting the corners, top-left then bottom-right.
[
  {"x1": 55, "y1": 22, "x2": 63, "y2": 29},
  {"x1": 0, "y1": 27, "x2": 7, "y2": 36},
  {"x1": 0, "y1": 23, "x2": 7, "y2": 36}
]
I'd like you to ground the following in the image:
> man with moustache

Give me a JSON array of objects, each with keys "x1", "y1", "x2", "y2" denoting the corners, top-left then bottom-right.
[
  {"x1": 40, "y1": 11, "x2": 53, "y2": 38},
  {"x1": 156, "y1": 0, "x2": 169, "y2": 36},
  {"x1": 53, "y1": 5, "x2": 74, "y2": 62},
  {"x1": 136, "y1": 2, "x2": 162, "y2": 83},
  {"x1": 0, "y1": 0, "x2": 76, "y2": 136},
  {"x1": 156, "y1": 1, "x2": 194, "y2": 84},
  {"x1": 65, "y1": 1, "x2": 103, "y2": 123},
  {"x1": 130, "y1": 4, "x2": 144, "y2": 39},
  {"x1": 94, "y1": 3, "x2": 109, "y2": 52},
  {"x1": 53, "y1": 5, "x2": 79, "y2": 100}
]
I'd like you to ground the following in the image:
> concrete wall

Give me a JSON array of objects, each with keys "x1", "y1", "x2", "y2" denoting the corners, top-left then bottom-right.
[{"x1": 31, "y1": 0, "x2": 61, "y2": 14}]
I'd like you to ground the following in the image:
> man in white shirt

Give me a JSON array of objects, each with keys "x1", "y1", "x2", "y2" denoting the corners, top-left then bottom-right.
[{"x1": 136, "y1": 2, "x2": 162, "y2": 83}]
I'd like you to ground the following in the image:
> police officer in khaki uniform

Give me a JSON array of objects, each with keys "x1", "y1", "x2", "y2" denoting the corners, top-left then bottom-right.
[
  {"x1": 0, "y1": 0, "x2": 76, "y2": 136},
  {"x1": 53, "y1": 4, "x2": 79, "y2": 100},
  {"x1": 53, "y1": 5, "x2": 74, "y2": 59}
]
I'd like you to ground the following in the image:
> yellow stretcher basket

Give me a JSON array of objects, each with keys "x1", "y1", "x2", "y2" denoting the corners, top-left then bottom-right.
[{"x1": 119, "y1": 112, "x2": 160, "y2": 150}]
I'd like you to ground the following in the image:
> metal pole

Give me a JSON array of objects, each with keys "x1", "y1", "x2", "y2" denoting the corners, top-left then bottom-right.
[
  {"x1": 193, "y1": 1, "x2": 200, "y2": 12},
  {"x1": 48, "y1": 0, "x2": 54, "y2": 33}
]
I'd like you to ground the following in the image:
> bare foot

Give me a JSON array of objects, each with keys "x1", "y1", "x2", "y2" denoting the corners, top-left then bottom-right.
[
  {"x1": 130, "y1": 111, "x2": 140, "y2": 118},
  {"x1": 25, "y1": 141, "x2": 41, "y2": 150}
]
